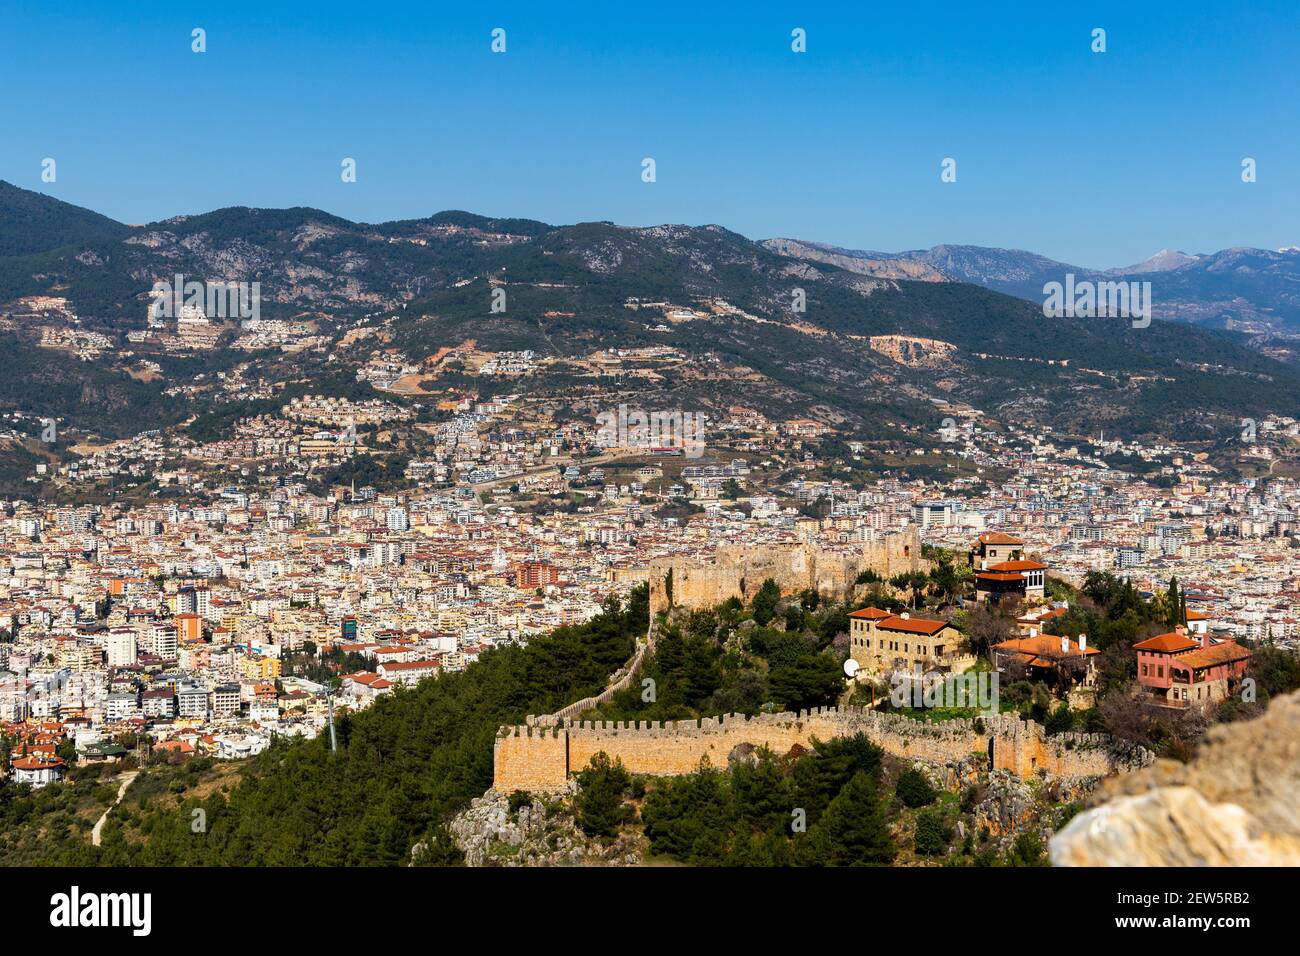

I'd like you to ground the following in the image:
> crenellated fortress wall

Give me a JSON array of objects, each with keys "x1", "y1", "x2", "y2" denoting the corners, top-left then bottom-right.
[
  {"x1": 647, "y1": 528, "x2": 925, "y2": 616},
  {"x1": 492, "y1": 705, "x2": 1153, "y2": 792}
]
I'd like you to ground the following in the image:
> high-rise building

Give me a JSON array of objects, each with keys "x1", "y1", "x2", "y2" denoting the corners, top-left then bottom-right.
[
  {"x1": 385, "y1": 506, "x2": 410, "y2": 532},
  {"x1": 516, "y1": 561, "x2": 559, "y2": 589},
  {"x1": 105, "y1": 628, "x2": 138, "y2": 667}
]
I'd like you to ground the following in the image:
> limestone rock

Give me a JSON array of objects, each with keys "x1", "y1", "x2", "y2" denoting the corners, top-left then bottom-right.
[
  {"x1": 443, "y1": 786, "x2": 643, "y2": 867},
  {"x1": 1051, "y1": 689, "x2": 1300, "y2": 866},
  {"x1": 727, "y1": 742, "x2": 759, "y2": 769},
  {"x1": 972, "y1": 770, "x2": 1035, "y2": 836},
  {"x1": 1051, "y1": 787, "x2": 1300, "y2": 866}
]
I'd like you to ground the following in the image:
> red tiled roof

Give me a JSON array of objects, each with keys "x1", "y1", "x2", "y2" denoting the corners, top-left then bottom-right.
[
  {"x1": 976, "y1": 532, "x2": 1024, "y2": 545},
  {"x1": 1174, "y1": 642, "x2": 1251, "y2": 671},
  {"x1": 848, "y1": 607, "x2": 893, "y2": 620},
  {"x1": 994, "y1": 635, "x2": 1099, "y2": 660},
  {"x1": 877, "y1": 615, "x2": 949, "y2": 636},
  {"x1": 988, "y1": 559, "x2": 1048, "y2": 572},
  {"x1": 11, "y1": 756, "x2": 65, "y2": 771},
  {"x1": 1133, "y1": 632, "x2": 1199, "y2": 653},
  {"x1": 378, "y1": 659, "x2": 440, "y2": 672}
]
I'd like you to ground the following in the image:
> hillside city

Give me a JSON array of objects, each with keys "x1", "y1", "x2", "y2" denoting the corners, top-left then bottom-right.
[
  {"x1": 7, "y1": 10, "x2": 1300, "y2": 945},
  {"x1": 3, "y1": 374, "x2": 1297, "y2": 786}
]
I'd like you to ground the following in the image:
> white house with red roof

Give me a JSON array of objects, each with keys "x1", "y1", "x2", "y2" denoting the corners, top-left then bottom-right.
[
  {"x1": 376, "y1": 658, "x2": 441, "y2": 687},
  {"x1": 974, "y1": 558, "x2": 1049, "y2": 604},
  {"x1": 340, "y1": 671, "x2": 395, "y2": 704},
  {"x1": 10, "y1": 754, "x2": 66, "y2": 788}
]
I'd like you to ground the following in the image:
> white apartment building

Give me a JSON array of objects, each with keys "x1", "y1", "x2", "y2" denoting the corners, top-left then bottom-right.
[
  {"x1": 105, "y1": 692, "x2": 140, "y2": 722},
  {"x1": 105, "y1": 628, "x2": 138, "y2": 667}
]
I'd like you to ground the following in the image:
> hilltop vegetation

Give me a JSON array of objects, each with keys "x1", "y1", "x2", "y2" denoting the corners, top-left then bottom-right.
[
  {"x1": 535, "y1": 736, "x2": 1056, "y2": 867},
  {"x1": 585, "y1": 589, "x2": 846, "y2": 723},
  {"x1": 0, "y1": 180, "x2": 129, "y2": 256}
]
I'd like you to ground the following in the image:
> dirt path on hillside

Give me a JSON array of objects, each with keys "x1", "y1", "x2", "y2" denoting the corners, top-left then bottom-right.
[{"x1": 91, "y1": 770, "x2": 139, "y2": 847}]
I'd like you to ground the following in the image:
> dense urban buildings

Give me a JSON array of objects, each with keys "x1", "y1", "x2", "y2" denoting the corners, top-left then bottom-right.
[{"x1": 3, "y1": 404, "x2": 1297, "y2": 776}]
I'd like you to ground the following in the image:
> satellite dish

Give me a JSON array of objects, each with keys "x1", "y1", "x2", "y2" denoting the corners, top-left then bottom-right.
[{"x1": 843, "y1": 658, "x2": 860, "y2": 678}]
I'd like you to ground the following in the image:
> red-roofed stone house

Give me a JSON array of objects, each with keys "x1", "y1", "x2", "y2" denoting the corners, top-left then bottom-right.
[
  {"x1": 1134, "y1": 626, "x2": 1251, "y2": 708},
  {"x1": 992, "y1": 633, "x2": 1099, "y2": 688},
  {"x1": 848, "y1": 608, "x2": 972, "y2": 675},
  {"x1": 968, "y1": 532, "x2": 1024, "y2": 569}
]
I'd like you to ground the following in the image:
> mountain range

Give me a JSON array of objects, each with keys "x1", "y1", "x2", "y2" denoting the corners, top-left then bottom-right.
[
  {"x1": 763, "y1": 238, "x2": 1300, "y2": 337},
  {"x1": 1, "y1": 180, "x2": 1298, "y2": 482}
]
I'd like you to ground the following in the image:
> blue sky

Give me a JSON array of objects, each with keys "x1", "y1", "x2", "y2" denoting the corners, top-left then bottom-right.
[{"x1": 2, "y1": 0, "x2": 1296, "y2": 268}]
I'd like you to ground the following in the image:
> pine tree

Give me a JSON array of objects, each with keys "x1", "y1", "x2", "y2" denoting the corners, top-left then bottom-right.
[
  {"x1": 896, "y1": 767, "x2": 937, "y2": 807},
  {"x1": 751, "y1": 578, "x2": 781, "y2": 626},
  {"x1": 574, "y1": 752, "x2": 632, "y2": 838},
  {"x1": 913, "y1": 807, "x2": 953, "y2": 856},
  {"x1": 802, "y1": 771, "x2": 895, "y2": 866}
]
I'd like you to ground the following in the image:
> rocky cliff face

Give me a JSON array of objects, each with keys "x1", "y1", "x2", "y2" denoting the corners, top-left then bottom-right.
[
  {"x1": 445, "y1": 786, "x2": 643, "y2": 867},
  {"x1": 1051, "y1": 690, "x2": 1300, "y2": 866},
  {"x1": 761, "y1": 238, "x2": 948, "y2": 282}
]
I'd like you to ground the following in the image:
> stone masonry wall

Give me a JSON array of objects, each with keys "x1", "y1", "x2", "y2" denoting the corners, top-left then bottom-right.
[
  {"x1": 493, "y1": 706, "x2": 1153, "y2": 792},
  {"x1": 492, "y1": 726, "x2": 569, "y2": 792},
  {"x1": 648, "y1": 528, "x2": 925, "y2": 616}
]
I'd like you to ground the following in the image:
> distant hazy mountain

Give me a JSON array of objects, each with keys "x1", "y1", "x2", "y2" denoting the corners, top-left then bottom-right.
[
  {"x1": 1109, "y1": 249, "x2": 1203, "y2": 274},
  {"x1": 759, "y1": 238, "x2": 948, "y2": 282},
  {"x1": 765, "y1": 238, "x2": 1300, "y2": 334}
]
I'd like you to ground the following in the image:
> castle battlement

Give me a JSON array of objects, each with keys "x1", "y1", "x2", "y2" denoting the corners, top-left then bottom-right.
[
  {"x1": 648, "y1": 529, "x2": 925, "y2": 616},
  {"x1": 492, "y1": 704, "x2": 1152, "y2": 791}
]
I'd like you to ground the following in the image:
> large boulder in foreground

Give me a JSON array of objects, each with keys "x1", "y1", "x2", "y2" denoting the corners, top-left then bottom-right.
[{"x1": 1051, "y1": 689, "x2": 1300, "y2": 866}]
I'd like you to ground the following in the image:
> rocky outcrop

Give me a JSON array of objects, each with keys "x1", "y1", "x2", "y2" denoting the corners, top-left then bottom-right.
[
  {"x1": 971, "y1": 770, "x2": 1037, "y2": 837},
  {"x1": 446, "y1": 787, "x2": 642, "y2": 867},
  {"x1": 1051, "y1": 690, "x2": 1300, "y2": 866},
  {"x1": 868, "y1": 335, "x2": 958, "y2": 369}
]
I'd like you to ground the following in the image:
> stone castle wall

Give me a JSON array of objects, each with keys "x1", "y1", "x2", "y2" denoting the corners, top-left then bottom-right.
[
  {"x1": 648, "y1": 528, "x2": 925, "y2": 617},
  {"x1": 492, "y1": 725, "x2": 569, "y2": 792},
  {"x1": 493, "y1": 706, "x2": 1152, "y2": 792}
]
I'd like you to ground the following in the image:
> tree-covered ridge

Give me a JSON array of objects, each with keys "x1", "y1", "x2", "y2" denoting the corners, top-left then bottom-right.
[
  {"x1": 5, "y1": 586, "x2": 647, "y2": 866},
  {"x1": 0, "y1": 180, "x2": 129, "y2": 256},
  {"x1": 0, "y1": 332, "x2": 186, "y2": 439},
  {"x1": 584, "y1": 586, "x2": 847, "y2": 724},
  {"x1": 639, "y1": 735, "x2": 893, "y2": 866}
]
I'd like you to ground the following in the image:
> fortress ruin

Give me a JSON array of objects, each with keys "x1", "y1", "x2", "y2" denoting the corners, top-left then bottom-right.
[
  {"x1": 648, "y1": 528, "x2": 924, "y2": 616},
  {"x1": 492, "y1": 706, "x2": 1153, "y2": 792}
]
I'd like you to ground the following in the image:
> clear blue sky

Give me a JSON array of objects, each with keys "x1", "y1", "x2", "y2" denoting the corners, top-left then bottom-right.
[{"x1": 2, "y1": 0, "x2": 1296, "y2": 268}]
